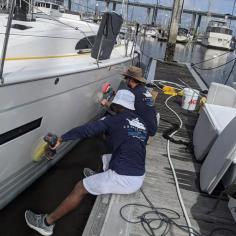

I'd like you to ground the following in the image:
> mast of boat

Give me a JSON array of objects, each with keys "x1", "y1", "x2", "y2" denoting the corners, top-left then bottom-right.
[
  {"x1": 206, "y1": 0, "x2": 213, "y2": 26},
  {"x1": 0, "y1": 0, "x2": 16, "y2": 84}
]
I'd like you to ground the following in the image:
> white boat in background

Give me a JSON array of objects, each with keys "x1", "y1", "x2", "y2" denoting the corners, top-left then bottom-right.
[
  {"x1": 176, "y1": 28, "x2": 192, "y2": 43},
  {"x1": 201, "y1": 20, "x2": 234, "y2": 50},
  {"x1": 0, "y1": 0, "x2": 135, "y2": 209},
  {"x1": 146, "y1": 27, "x2": 157, "y2": 38}
]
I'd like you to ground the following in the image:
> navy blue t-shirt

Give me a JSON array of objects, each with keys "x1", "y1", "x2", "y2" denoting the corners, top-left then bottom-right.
[
  {"x1": 131, "y1": 85, "x2": 157, "y2": 136},
  {"x1": 61, "y1": 110, "x2": 148, "y2": 176}
]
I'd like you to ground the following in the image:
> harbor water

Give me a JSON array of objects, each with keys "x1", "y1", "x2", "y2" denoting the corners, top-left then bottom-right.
[{"x1": 140, "y1": 37, "x2": 236, "y2": 87}]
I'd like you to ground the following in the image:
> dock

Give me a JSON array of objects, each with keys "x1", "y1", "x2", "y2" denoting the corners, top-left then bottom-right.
[{"x1": 83, "y1": 61, "x2": 236, "y2": 236}]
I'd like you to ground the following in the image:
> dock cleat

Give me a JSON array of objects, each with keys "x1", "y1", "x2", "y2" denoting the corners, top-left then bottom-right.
[{"x1": 25, "y1": 210, "x2": 54, "y2": 236}]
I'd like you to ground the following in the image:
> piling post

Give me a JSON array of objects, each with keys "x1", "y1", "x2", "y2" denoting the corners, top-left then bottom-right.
[
  {"x1": 105, "y1": 0, "x2": 110, "y2": 11},
  {"x1": 68, "y1": 0, "x2": 71, "y2": 11},
  {"x1": 164, "y1": 0, "x2": 184, "y2": 62},
  {"x1": 147, "y1": 7, "x2": 151, "y2": 25},
  {"x1": 112, "y1": 2, "x2": 116, "y2": 11},
  {"x1": 190, "y1": 13, "x2": 196, "y2": 34},
  {"x1": 152, "y1": 7, "x2": 158, "y2": 26},
  {"x1": 194, "y1": 14, "x2": 202, "y2": 38}
]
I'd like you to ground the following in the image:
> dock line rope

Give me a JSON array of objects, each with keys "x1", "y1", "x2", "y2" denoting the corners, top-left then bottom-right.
[
  {"x1": 120, "y1": 187, "x2": 201, "y2": 236},
  {"x1": 192, "y1": 57, "x2": 236, "y2": 71},
  {"x1": 191, "y1": 50, "x2": 234, "y2": 66},
  {"x1": 164, "y1": 95, "x2": 195, "y2": 236}
]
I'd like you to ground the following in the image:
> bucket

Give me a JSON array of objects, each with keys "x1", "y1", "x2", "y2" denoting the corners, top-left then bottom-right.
[{"x1": 181, "y1": 88, "x2": 199, "y2": 111}]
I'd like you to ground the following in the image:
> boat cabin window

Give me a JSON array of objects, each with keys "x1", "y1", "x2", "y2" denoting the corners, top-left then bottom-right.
[
  {"x1": 207, "y1": 26, "x2": 232, "y2": 35},
  {"x1": 75, "y1": 35, "x2": 96, "y2": 50},
  {"x1": 46, "y1": 3, "x2": 50, "y2": 8},
  {"x1": 11, "y1": 24, "x2": 32, "y2": 30},
  {"x1": 52, "y1": 4, "x2": 59, "y2": 10},
  {"x1": 209, "y1": 21, "x2": 227, "y2": 27},
  {"x1": 178, "y1": 28, "x2": 188, "y2": 36}
]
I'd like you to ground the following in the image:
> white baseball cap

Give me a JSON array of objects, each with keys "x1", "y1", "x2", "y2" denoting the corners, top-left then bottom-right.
[{"x1": 112, "y1": 89, "x2": 135, "y2": 110}]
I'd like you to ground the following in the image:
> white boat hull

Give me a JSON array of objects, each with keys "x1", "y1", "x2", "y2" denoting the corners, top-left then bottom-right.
[
  {"x1": 0, "y1": 61, "x2": 131, "y2": 209},
  {"x1": 176, "y1": 35, "x2": 188, "y2": 43},
  {"x1": 201, "y1": 33, "x2": 233, "y2": 50}
]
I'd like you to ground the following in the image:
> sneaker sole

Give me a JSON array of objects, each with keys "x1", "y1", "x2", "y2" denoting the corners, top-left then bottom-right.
[{"x1": 25, "y1": 212, "x2": 53, "y2": 236}]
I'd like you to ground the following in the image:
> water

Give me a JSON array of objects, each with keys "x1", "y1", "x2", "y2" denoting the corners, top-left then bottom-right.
[{"x1": 140, "y1": 37, "x2": 236, "y2": 87}]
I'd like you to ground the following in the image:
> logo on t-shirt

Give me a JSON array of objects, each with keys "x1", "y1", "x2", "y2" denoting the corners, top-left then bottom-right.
[
  {"x1": 125, "y1": 118, "x2": 147, "y2": 142},
  {"x1": 127, "y1": 118, "x2": 146, "y2": 130},
  {"x1": 143, "y1": 90, "x2": 154, "y2": 106}
]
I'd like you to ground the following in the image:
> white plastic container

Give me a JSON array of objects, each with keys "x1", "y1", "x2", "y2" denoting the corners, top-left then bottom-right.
[{"x1": 182, "y1": 88, "x2": 199, "y2": 111}]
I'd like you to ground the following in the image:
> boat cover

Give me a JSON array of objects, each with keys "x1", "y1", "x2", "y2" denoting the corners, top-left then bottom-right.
[{"x1": 200, "y1": 116, "x2": 236, "y2": 194}]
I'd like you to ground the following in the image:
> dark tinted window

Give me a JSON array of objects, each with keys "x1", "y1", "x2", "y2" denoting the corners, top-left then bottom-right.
[
  {"x1": 46, "y1": 3, "x2": 50, "y2": 8},
  {"x1": 210, "y1": 27, "x2": 232, "y2": 35},
  {"x1": 52, "y1": 4, "x2": 59, "y2": 10},
  {"x1": 75, "y1": 35, "x2": 96, "y2": 50}
]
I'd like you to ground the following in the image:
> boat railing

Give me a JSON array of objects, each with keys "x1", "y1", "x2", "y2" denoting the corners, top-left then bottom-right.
[
  {"x1": 35, "y1": 0, "x2": 63, "y2": 6},
  {"x1": 0, "y1": 0, "x2": 10, "y2": 12}
]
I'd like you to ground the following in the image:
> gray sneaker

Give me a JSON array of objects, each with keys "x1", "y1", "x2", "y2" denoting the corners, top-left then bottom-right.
[
  {"x1": 83, "y1": 168, "x2": 97, "y2": 177},
  {"x1": 25, "y1": 210, "x2": 54, "y2": 236}
]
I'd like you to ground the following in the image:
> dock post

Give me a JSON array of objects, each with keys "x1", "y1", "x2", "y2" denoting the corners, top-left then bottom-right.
[
  {"x1": 190, "y1": 13, "x2": 197, "y2": 34},
  {"x1": 152, "y1": 7, "x2": 158, "y2": 26},
  {"x1": 68, "y1": 0, "x2": 71, "y2": 11},
  {"x1": 147, "y1": 7, "x2": 151, "y2": 25},
  {"x1": 105, "y1": 0, "x2": 110, "y2": 11},
  {"x1": 112, "y1": 2, "x2": 116, "y2": 11},
  {"x1": 164, "y1": 0, "x2": 184, "y2": 62},
  {"x1": 194, "y1": 14, "x2": 202, "y2": 38}
]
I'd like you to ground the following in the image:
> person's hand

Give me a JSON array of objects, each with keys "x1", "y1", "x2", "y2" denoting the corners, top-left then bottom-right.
[
  {"x1": 100, "y1": 99, "x2": 109, "y2": 107},
  {"x1": 49, "y1": 137, "x2": 62, "y2": 150},
  {"x1": 44, "y1": 133, "x2": 62, "y2": 150}
]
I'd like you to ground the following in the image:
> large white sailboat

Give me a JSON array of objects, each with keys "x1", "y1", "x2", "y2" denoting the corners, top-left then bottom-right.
[
  {"x1": 201, "y1": 20, "x2": 234, "y2": 50},
  {"x1": 0, "y1": 0, "x2": 136, "y2": 209}
]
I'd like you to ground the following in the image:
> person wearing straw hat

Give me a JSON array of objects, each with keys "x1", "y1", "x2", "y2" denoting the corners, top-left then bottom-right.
[
  {"x1": 25, "y1": 90, "x2": 148, "y2": 236},
  {"x1": 101, "y1": 66, "x2": 157, "y2": 137},
  {"x1": 123, "y1": 66, "x2": 157, "y2": 137}
]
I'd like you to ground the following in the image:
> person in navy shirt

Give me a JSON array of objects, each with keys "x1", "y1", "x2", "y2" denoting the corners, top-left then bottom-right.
[
  {"x1": 101, "y1": 66, "x2": 157, "y2": 137},
  {"x1": 123, "y1": 66, "x2": 157, "y2": 137},
  {"x1": 25, "y1": 90, "x2": 148, "y2": 236}
]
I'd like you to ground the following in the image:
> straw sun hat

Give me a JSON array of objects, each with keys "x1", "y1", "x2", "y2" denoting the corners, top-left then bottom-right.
[{"x1": 122, "y1": 66, "x2": 147, "y2": 84}]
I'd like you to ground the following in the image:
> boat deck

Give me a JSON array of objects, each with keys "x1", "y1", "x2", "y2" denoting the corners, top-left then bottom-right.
[{"x1": 83, "y1": 61, "x2": 236, "y2": 236}]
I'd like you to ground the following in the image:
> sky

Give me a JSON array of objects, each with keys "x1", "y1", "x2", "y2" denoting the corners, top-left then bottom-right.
[
  {"x1": 68, "y1": 0, "x2": 236, "y2": 33},
  {"x1": 69, "y1": 0, "x2": 236, "y2": 15},
  {"x1": 145, "y1": 0, "x2": 236, "y2": 14}
]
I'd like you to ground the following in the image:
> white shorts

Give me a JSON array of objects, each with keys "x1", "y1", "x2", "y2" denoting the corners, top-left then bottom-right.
[{"x1": 83, "y1": 154, "x2": 145, "y2": 195}]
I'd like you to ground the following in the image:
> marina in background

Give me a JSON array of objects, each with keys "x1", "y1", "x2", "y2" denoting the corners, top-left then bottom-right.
[{"x1": 1, "y1": 0, "x2": 236, "y2": 236}]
